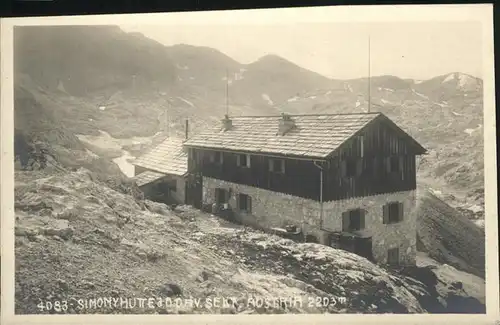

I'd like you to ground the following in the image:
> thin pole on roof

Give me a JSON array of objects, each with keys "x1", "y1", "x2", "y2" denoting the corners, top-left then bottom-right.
[
  {"x1": 165, "y1": 100, "x2": 170, "y2": 137},
  {"x1": 225, "y1": 69, "x2": 229, "y2": 116},
  {"x1": 367, "y1": 35, "x2": 371, "y2": 113}
]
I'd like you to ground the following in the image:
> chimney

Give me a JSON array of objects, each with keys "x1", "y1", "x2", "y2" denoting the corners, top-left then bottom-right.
[
  {"x1": 278, "y1": 112, "x2": 295, "y2": 135},
  {"x1": 185, "y1": 119, "x2": 189, "y2": 140},
  {"x1": 221, "y1": 114, "x2": 232, "y2": 131}
]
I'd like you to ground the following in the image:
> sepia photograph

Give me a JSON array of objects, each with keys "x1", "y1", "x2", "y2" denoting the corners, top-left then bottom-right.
[{"x1": 1, "y1": 4, "x2": 497, "y2": 324}]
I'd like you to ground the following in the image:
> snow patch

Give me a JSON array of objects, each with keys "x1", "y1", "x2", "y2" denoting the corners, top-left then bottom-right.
[
  {"x1": 355, "y1": 100, "x2": 361, "y2": 108},
  {"x1": 414, "y1": 80, "x2": 424, "y2": 84},
  {"x1": 383, "y1": 88, "x2": 394, "y2": 92},
  {"x1": 443, "y1": 73, "x2": 455, "y2": 83},
  {"x1": 412, "y1": 90, "x2": 429, "y2": 99},
  {"x1": 430, "y1": 188, "x2": 442, "y2": 196},
  {"x1": 458, "y1": 74, "x2": 476, "y2": 88},
  {"x1": 473, "y1": 219, "x2": 484, "y2": 228},
  {"x1": 177, "y1": 97, "x2": 195, "y2": 107},
  {"x1": 176, "y1": 64, "x2": 189, "y2": 70},
  {"x1": 287, "y1": 96, "x2": 299, "y2": 102},
  {"x1": 344, "y1": 83, "x2": 353, "y2": 93},
  {"x1": 467, "y1": 204, "x2": 483, "y2": 214},
  {"x1": 262, "y1": 93, "x2": 274, "y2": 105},
  {"x1": 464, "y1": 128, "x2": 476, "y2": 136},
  {"x1": 113, "y1": 150, "x2": 136, "y2": 177},
  {"x1": 452, "y1": 111, "x2": 465, "y2": 117},
  {"x1": 98, "y1": 106, "x2": 106, "y2": 111},
  {"x1": 381, "y1": 99, "x2": 390, "y2": 105}
]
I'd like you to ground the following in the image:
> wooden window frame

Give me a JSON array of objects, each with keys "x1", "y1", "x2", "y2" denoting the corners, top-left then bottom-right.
[
  {"x1": 237, "y1": 193, "x2": 252, "y2": 213},
  {"x1": 210, "y1": 151, "x2": 224, "y2": 165},
  {"x1": 215, "y1": 188, "x2": 229, "y2": 205},
  {"x1": 236, "y1": 153, "x2": 251, "y2": 168},
  {"x1": 341, "y1": 158, "x2": 363, "y2": 178},
  {"x1": 387, "y1": 247, "x2": 400, "y2": 265},
  {"x1": 342, "y1": 208, "x2": 366, "y2": 232},
  {"x1": 383, "y1": 202, "x2": 404, "y2": 224},
  {"x1": 386, "y1": 155, "x2": 403, "y2": 174},
  {"x1": 269, "y1": 158, "x2": 285, "y2": 174}
]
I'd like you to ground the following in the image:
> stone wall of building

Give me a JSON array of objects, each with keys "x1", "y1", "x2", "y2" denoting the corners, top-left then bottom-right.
[
  {"x1": 202, "y1": 176, "x2": 323, "y2": 236},
  {"x1": 322, "y1": 190, "x2": 417, "y2": 266},
  {"x1": 201, "y1": 176, "x2": 417, "y2": 266}
]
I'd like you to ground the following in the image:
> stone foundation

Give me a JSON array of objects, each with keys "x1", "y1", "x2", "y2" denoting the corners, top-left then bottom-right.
[{"x1": 202, "y1": 176, "x2": 417, "y2": 266}]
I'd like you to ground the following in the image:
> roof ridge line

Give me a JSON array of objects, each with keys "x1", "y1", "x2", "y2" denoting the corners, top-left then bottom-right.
[{"x1": 224, "y1": 112, "x2": 382, "y2": 118}]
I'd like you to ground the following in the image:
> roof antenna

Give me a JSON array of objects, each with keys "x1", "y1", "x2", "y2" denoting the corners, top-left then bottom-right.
[
  {"x1": 225, "y1": 69, "x2": 229, "y2": 117},
  {"x1": 165, "y1": 100, "x2": 170, "y2": 137},
  {"x1": 367, "y1": 35, "x2": 371, "y2": 113}
]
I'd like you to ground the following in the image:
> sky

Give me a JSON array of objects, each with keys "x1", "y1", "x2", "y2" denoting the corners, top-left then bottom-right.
[{"x1": 120, "y1": 21, "x2": 483, "y2": 80}]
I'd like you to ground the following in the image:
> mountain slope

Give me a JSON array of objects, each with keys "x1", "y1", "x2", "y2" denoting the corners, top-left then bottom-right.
[
  {"x1": 14, "y1": 168, "x2": 485, "y2": 314},
  {"x1": 15, "y1": 25, "x2": 177, "y2": 98},
  {"x1": 416, "y1": 189, "x2": 485, "y2": 279}
]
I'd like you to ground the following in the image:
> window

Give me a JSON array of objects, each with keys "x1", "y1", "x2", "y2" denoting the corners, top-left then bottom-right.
[
  {"x1": 386, "y1": 156, "x2": 401, "y2": 173},
  {"x1": 357, "y1": 135, "x2": 364, "y2": 158},
  {"x1": 236, "y1": 154, "x2": 251, "y2": 168},
  {"x1": 215, "y1": 188, "x2": 229, "y2": 205},
  {"x1": 238, "y1": 193, "x2": 252, "y2": 213},
  {"x1": 167, "y1": 180, "x2": 177, "y2": 192},
  {"x1": 341, "y1": 158, "x2": 362, "y2": 178},
  {"x1": 383, "y1": 202, "x2": 404, "y2": 224},
  {"x1": 269, "y1": 159, "x2": 285, "y2": 173},
  {"x1": 387, "y1": 247, "x2": 400, "y2": 265},
  {"x1": 342, "y1": 208, "x2": 366, "y2": 232},
  {"x1": 210, "y1": 151, "x2": 223, "y2": 165}
]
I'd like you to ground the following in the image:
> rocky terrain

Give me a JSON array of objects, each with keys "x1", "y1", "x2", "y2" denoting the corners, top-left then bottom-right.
[
  {"x1": 14, "y1": 168, "x2": 485, "y2": 314},
  {"x1": 12, "y1": 25, "x2": 487, "y2": 314}
]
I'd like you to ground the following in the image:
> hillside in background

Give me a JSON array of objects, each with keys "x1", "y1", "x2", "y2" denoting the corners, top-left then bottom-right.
[{"x1": 14, "y1": 25, "x2": 484, "y2": 221}]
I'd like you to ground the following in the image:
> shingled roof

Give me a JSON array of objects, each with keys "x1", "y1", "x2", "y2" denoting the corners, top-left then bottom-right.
[
  {"x1": 133, "y1": 137, "x2": 188, "y2": 176},
  {"x1": 134, "y1": 170, "x2": 165, "y2": 187},
  {"x1": 183, "y1": 112, "x2": 394, "y2": 159}
]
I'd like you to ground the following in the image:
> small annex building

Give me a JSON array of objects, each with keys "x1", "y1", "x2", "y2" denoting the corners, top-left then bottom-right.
[{"x1": 132, "y1": 137, "x2": 188, "y2": 205}]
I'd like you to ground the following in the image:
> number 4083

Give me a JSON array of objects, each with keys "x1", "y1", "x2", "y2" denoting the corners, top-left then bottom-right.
[{"x1": 37, "y1": 300, "x2": 68, "y2": 312}]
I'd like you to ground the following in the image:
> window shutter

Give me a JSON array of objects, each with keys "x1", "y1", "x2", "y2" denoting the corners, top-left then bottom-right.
[
  {"x1": 356, "y1": 159, "x2": 363, "y2": 177},
  {"x1": 340, "y1": 160, "x2": 347, "y2": 177},
  {"x1": 342, "y1": 211, "x2": 350, "y2": 231},
  {"x1": 398, "y1": 202, "x2": 404, "y2": 221},
  {"x1": 281, "y1": 160, "x2": 285, "y2": 173},
  {"x1": 360, "y1": 209, "x2": 366, "y2": 229},
  {"x1": 268, "y1": 159, "x2": 274, "y2": 172},
  {"x1": 382, "y1": 204, "x2": 389, "y2": 224},
  {"x1": 247, "y1": 196, "x2": 252, "y2": 213},
  {"x1": 236, "y1": 154, "x2": 241, "y2": 166},
  {"x1": 399, "y1": 156, "x2": 404, "y2": 179},
  {"x1": 385, "y1": 157, "x2": 391, "y2": 173},
  {"x1": 247, "y1": 155, "x2": 251, "y2": 168},
  {"x1": 359, "y1": 136, "x2": 364, "y2": 158}
]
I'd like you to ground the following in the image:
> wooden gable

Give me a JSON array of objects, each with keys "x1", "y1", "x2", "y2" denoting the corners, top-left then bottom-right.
[{"x1": 329, "y1": 113, "x2": 426, "y2": 159}]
